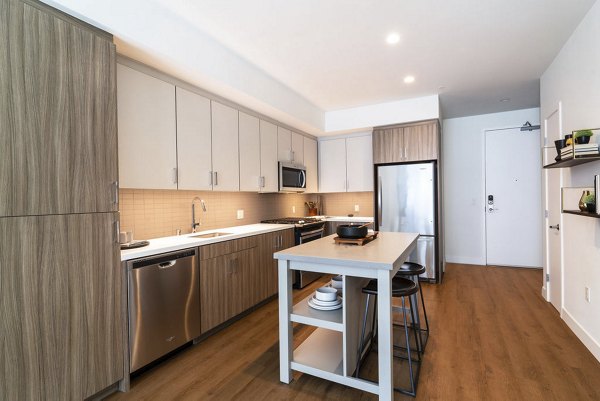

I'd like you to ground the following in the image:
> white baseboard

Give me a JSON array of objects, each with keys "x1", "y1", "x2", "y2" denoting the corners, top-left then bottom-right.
[
  {"x1": 541, "y1": 285, "x2": 549, "y2": 301},
  {"x1": 562, "y1": 307, "x2": 600, "y2": 362},
  {"x1": 445, "y1": 255, "x2": 485, "y2": 265}
]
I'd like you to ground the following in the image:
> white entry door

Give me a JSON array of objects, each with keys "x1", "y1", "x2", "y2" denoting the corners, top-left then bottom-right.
[{"x1": 485, "y1": 128, "x2": 542, "y2": 267}]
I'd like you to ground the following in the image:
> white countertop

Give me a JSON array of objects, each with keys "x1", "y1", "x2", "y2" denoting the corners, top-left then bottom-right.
[
  {"x1": 274, "y1": 232, "x2": 418, "y2": 270},
  {"x1": 315, "y1": 216, "x2": 374, "y2": 222},
  {"x1": 121, "y1": 223, "x2": 293, "y2": 261}
]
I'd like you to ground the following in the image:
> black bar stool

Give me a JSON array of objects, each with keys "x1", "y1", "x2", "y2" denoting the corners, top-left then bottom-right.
[
  {"x1": 394, "y1": 262, "x2": 430, "y2": 351},
  {"x1": 355, "y1": 276, "x2": 422, "y2": 397}
]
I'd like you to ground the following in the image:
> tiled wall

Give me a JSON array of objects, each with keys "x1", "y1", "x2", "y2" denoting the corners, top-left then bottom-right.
[
  {"x1": 320, "y1": 192, "x2": 374, "y2": 217},
  {"x1": 119, "y1": 189, "x2": 317, "y2": 240},
  {"x1": 119, "y1": 189, "x2": 374, "y2": 240}
]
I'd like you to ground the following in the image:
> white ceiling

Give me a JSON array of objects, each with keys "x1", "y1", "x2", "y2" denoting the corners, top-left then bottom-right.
[{"x1": 44, "y1": 0, "x2": 595, "y2": 131}]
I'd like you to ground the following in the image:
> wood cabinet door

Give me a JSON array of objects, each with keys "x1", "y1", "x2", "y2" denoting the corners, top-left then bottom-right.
[
  {"x1": 319, "y1": 138, "x2": 347, "y2": 192},
  {"x1": 372, "y1": 127, "x2": 404, "y2": 164},
  {"x1": 291, "y1": 132, "x2": 304, "y2": 164},
  {"x1": 304, "y1": 137, "x2": 318, "y2": 193},
  {"x1": 211, "y1": 101, "x2": 240, "y2": 191},
  {"x1": 346, "y1": 135, "x2": 373, "y2": 192},
  {"x1": 239, "y1": 112, "x2": 261, "y2": 191},
  {"x1": 237, "y1": 247, "x2": 260, "y2": 310},
  {"x1": 0, "y1": 212, "x2": 123, "y2": 400},
  {"x1": 258, "y1": 231, "x2": 279, "y2": 299},
  {"x1": 259, "y1": 120, "x2": 279, "y2": 192},
  {"x1": 200, "y1": 253, "x2": 236, "y2": 332},
  {"x1": 176, "y1": 87, "x2": 212, "y2": 190},
  {"x1": 117, "y1": 64, "x2": 177, "y2": 190},
  {"x1": 0, "y1": 2, "x2": 118, "y2": 216},
  {"x1": 277, "y1": 126, "x2": 292, "y2": 161},
  {"x1": 404, "y1": 122, "x2": 439, "y2": 162}
]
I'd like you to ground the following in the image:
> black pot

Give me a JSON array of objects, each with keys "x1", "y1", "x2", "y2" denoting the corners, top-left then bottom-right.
[
  {"x1": 554, "y1": 139, "x2": 566, "y2": 153},
  {"x1": 565, "y1": 134, "x2": 572, "y2": 141},
  {"x1": 336, "y1": 224, "x2": 368, "y2": 239},
  {"x1": 586, "y1": 203, "x2": 596, "y2": 213},
  {"x1": 575, "y1": 135, "x2": 591, "y2": 144}
]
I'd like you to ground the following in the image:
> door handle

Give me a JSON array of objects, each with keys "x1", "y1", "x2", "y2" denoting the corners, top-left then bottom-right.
[
  {"x1": 377, "y1": 175, "x2": 383, "y2": 225},
  {"x1": 549, "y1": 224, "x2": 560, "y2": 231},
  {"x1": 158, "y1": 260, "x2": 177, "y2": 269}
]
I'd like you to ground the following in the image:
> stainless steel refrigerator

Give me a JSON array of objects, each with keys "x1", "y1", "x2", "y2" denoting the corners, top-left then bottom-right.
[{"x1": 376, "y1": 162, "x2": 439, "y2": 281}]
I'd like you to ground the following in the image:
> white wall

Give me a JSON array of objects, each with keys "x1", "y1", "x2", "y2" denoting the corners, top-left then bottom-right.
[
  {"x1": 540, "y1": 0, "x2": 600, "y2": 361},
  {"x1": 325, "y1": 95, "x2": 440, "y2": 133},
  {"x1": 442, "y1": 108, "x2": 540, "y2": 265}
]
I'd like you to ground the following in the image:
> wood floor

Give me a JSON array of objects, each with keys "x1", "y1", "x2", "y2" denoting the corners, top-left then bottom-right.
[{"x1": 108, "y1": 264, "x2": 600, "y2": 400}]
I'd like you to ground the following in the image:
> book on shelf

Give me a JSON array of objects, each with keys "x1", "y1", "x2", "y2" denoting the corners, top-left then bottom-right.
[{"x1": 561, "y1": 143, "x2": 599, "y2": 157}]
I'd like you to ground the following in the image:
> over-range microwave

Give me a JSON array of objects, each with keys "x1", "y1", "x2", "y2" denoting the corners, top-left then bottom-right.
[{"x1": 279, "y1": 162, "x2": 306, "y2": 192}]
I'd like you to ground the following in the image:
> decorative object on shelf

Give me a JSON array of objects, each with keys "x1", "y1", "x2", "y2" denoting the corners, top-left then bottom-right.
[
  {"x1": 554, "y1": 139, "x2": 566, "y2": 161},
  {"x1": 583, "y1": 192, "x2": 596, "y2": 213},
  {"x1": 579, "y1": 190, "x2": 592, "y2": 211},
  {"x1": 574, "y1": 129, "x2": 594, "y2": 144}
]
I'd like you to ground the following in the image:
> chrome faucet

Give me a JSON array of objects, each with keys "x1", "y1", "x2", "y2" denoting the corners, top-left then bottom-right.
[{"x1": 191, "y1": 197, "x2": 207, "y2": 233}]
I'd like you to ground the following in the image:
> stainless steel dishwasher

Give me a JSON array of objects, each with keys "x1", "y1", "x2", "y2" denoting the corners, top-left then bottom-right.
[{"x1": 127, "y1": 248, "x2": 200, "y2": 372}]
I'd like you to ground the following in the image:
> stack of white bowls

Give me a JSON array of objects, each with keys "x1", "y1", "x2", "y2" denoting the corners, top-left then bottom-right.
[{"x1": 308, "y1": 287, "x2": 342, "y2": 310}]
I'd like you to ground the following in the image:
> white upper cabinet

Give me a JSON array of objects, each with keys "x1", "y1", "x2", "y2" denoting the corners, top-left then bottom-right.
[
  {"x1": 303, "y1": 137, "x2": 318, "y2": 193},
  {"x1": 277, "y1": 127, "x2": 292, "y2": 162},
  {"x1": 346, "y1": 135, "x2": 373, "y2": 192},
  {"x1": 318, "y1": 134, "x2": 373, "y2": 193},
  {"x1": 117, "y1": 64, "x2": 177, "y2": 189},
  {"x1": 291, "y1": 132, "x2": 304, "y2": 165},
  {"x1": 319, "y1": 138, "x2": 347, "y2": 193},
  {"x1": 260, "y1": 120, "x2": 279, "y2": 192},
  {"x1": 176, "y1": 87, "x2": 212, "y2": 190},
  {"x1": 239, "y1": 112, "x2": 261, "y2": 191},
  {"x1": 211, "y1": 101, "x2": 239, "y2": 191}
]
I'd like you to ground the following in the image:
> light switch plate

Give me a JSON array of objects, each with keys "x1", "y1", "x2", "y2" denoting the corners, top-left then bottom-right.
[
  {"x1": 354, "y1": 204, "x2": 360, "y2": 212},
  {"x1": 585, "y1": 287, "x2": 591, "y2": 303},
  {"x1": 292, "y1": 206, "x2": 296, "y2": 214},
  {"x1": 237, "y1": 209, "x2": 244, "y2": 220}
]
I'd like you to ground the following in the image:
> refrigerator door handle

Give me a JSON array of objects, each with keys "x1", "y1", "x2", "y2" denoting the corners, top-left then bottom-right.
[{"x1": 377, "y1": 175, "x2": 383, "y2": 226}]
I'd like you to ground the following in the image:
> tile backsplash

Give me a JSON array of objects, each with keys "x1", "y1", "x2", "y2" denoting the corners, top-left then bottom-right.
[
  {"x1": 119, "y1": 189, "x2": 375, "y2": 240},
  {"x1": 119, "y1": 189, "x2": 316, "y2": 240},
  {"x1": 320, "y1": 192, "x2": 374, "y2": 217}
]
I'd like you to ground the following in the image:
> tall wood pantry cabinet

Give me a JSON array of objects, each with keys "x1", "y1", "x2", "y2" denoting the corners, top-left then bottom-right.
[{"x1": 0, "y1": 0, "x2": 123, "y2": 399}]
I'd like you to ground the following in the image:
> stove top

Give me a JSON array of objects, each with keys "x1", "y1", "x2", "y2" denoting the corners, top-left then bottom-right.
[{"x1": 261, "y1": 217, "x2": 324, "y2": 227}]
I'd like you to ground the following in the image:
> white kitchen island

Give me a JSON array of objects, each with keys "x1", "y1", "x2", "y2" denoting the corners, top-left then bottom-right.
[{"x1": 275, "y1": 232, "x2": 419, "y2": 401}]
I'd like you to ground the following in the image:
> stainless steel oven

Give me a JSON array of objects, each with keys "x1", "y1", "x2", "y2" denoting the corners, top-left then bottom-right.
[{"x1": 279, "y1": 162, "x2": 306, "y2": 192}]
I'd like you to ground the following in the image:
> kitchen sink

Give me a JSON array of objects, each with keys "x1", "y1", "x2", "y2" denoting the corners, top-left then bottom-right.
[{"x1": 190, "y1": 232, "x2": 233, "y2": 239}]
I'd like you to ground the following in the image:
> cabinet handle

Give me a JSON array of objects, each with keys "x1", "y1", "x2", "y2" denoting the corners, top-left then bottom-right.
[
  {"x1": 291, "y1": 150, "x2": 294, "y2": 162},
  {"x1": 172, "y1": 168, "x2": 178, "y2": 184},
  {"x1": 112, "y1": 181, "x2": 119, "y2": 205},
  {"x1": 261, "y1": 176, "x2": 265, "y2": 188},
  {"x1": 404, "y1": 147, "x2": 407, "y2": 160},
  {"x1": 209, "y1": 171, "x2": 213, "y2": 186},
  {"x1": 213, "y1": 171, "x2": 218, "y2": 186},
  {"x1": 113, "y1": 220, "x2": 120, "y2": 245}
]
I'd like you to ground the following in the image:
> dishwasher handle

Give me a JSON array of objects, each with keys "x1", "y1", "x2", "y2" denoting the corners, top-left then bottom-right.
[{"x1": 158, "y1": 260, "x2": 177, "y2": 269}]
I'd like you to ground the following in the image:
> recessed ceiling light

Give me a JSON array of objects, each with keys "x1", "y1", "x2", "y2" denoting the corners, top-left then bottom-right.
[
  {"x1": 404, "y1": 75, "x2": 415, "y2": 84},
  {"x1": 500, "y1": 98, "x2": 510, "y2": 102},
  {"x1": 386, "y1": 32, "x2": 400, "y2": 45}
]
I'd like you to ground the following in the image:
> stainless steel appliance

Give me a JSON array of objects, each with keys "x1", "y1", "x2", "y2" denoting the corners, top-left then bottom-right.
[
  {"x1": 261, "y1": 217, "x2": 325, "y2": 287},
  {"x1": 376, "y1": 162, "x2": 440, "y2": 281},
  {"x1": 127, "y1": 248, "x2": 200, "y2": 372},
  {"x1": 279, "y1": 162, "x2": 306, "y2": 192}
]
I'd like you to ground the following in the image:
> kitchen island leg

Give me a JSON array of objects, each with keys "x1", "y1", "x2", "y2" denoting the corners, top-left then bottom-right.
[
  {"x1": 278, "y1": 260, "x2": 293, "y2": 383},
  {"x1": 377, "y1": 269, "x2": 393, "y2": 401}
]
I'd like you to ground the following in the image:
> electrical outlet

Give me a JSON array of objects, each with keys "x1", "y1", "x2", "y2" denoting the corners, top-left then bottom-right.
[
  {"x1": 585, "y1": 287, "x2": 591, "y2": 303},
  {"x1": 292, "y1": 205, "x2": 296, "y2": 214},
  {"x1": 354, "y1": 204, "x2": 360, "y2": 212},
  {"x1": 236, "y1": 209, "x2": 244, "y2": 220}
]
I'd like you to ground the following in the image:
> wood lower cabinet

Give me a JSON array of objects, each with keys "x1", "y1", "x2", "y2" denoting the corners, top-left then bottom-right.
[
  {"x1": 199, "y1": 230, "x2": 294, "y2": 333},
  {"x1": 0, "y1": 213, "x2": 123, "y2": 400},
  {"x1": 0, "y1": 0, "x2": 118, "y2": 217},
  {"x1": 373, "y1": 120, "x2": 439, "y2": 164},
  {"x1": 199, "y1": 236, "x2": 258, "y2": 332},
  {"x1": 258, "y1": 229, "x2": 295, "y2": 298}
]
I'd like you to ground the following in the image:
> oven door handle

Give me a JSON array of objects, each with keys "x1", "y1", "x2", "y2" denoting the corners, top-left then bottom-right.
[{"x1": 300, "y1": 228, "x2": 324, "y2": 238}]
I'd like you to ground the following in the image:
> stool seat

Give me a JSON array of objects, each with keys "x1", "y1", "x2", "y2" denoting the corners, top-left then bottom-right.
[
  {"x1": 362, "y1": 276, "x2": 418, "y2": 297},
  {"x1": 395, "y1": 261, "x2": 426, "y2": 277}
]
